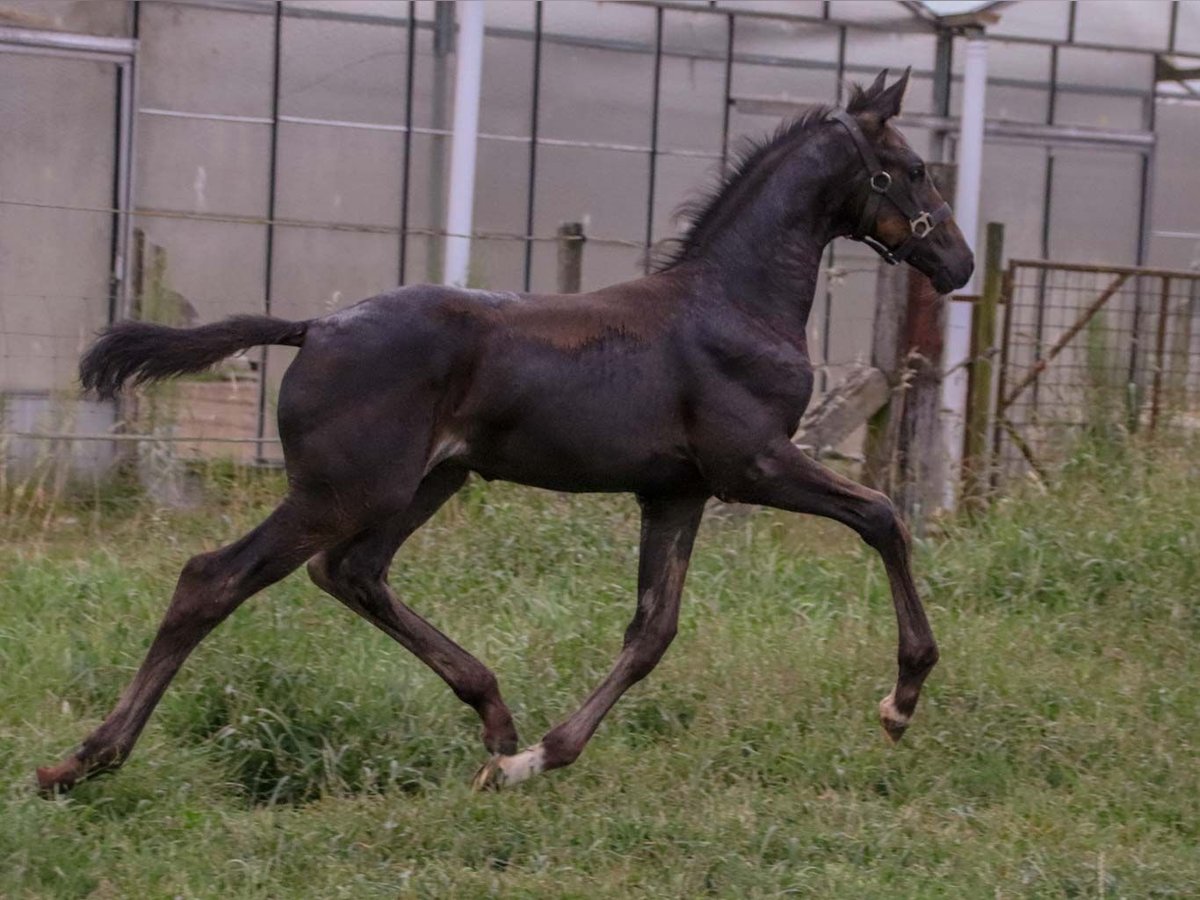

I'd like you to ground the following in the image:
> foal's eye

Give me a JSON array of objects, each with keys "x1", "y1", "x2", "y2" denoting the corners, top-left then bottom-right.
[{"x1": 910, "y1": 165, "x2": 926, "y2": 182}]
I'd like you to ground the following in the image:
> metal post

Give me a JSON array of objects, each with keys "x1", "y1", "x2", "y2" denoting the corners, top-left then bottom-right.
[
  {"x1": 819, "y1": 24, "x2": 846, "y2": 394},
  {"x1": 255, "y1": 2, "x2": 283, "y2": 463},
  {"x1": 522, "y1": 1, "x2": 543, "y2": 292},
  {"x1": 1129, "y1": 60, "x2": 1160, "y2": 428},
  {"x1": 428, "y1": 0, "x2": 454, "y2": 282},
  {"x1": 109, "y1": 61, "x2": 127, "y2": 324},
  {"x1": 398, "y1": 0, "x2": 416, "y2": 285},
  {"x1": 930, "y1": 27, "x2": 952, "y2": 161},
  {"x1": 991, "y1": 262, "x2": 1015, "y2": 490},
  {"x1": 557, "y1": 222, "x2": 584, "y2": 293},
  {"x1": 444, "y1": 0, "x2": 485, "y2": 287},
  {"x1": 644, "y1": 6, "x2": 664, "y2": 274},
  {"x1": 1033, "y1": 42, "x2": 1060, "y2": 414},
  {"x1": 719, "y1": 13, "x2": 734, "y2": 171},
  {"x1": 1149, "y1": 277, "x2": 1171, "y2": 433},
  {"x1": 113, "y1": 2, "x2": 139, "y2": 324},
  {"x1": 1134, "y1": 43, "x2": 1159, "y2": 271},
  {"x1": 940, "y1": 27, "x2": 988, "y2": 510},
  {"x1": 952, "y1": 30, "x2": 988, "y2": 283}
]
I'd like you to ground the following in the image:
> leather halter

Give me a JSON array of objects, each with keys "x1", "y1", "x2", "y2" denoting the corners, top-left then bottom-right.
[{"x1": 827, "y1": 109, "x2": 952, "y2": 266}]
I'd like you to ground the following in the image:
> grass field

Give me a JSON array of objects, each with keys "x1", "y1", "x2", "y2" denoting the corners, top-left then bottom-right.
[{"x1": 1, "y1": 444, "x2": 1197, "y2": 898}]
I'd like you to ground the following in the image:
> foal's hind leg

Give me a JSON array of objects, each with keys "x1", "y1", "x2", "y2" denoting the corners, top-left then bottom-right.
[
  {"x1": 307, "y1": 465, "x2": 519, "y2": 755},
  {"x1": 473, "y1": 494, "x2": 706, "y2": 789},
  {"x1": 726, "y1": 440, "x2": 939, "y2": 743},
  {"x1": 36, "y1": 499, "x2": 340, "y2": 793}
]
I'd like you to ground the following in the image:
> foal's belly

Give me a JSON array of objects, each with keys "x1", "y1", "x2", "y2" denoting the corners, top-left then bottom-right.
[
  {"x1": 451, "y1": 342, "x2": 701, "y2": 494},
  {"x1": 461, "y1": 430, "x2": 699, "y2": 494}
]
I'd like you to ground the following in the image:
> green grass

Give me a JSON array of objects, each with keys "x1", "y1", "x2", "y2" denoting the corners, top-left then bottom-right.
[{"x1": 1, "y1": 444, "x2": 1198, "y2": 898}]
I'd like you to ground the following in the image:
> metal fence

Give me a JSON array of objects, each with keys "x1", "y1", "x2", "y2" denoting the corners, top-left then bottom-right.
[{"x1": 993, "y1": 259, "x2": 1200, "y2": 481}]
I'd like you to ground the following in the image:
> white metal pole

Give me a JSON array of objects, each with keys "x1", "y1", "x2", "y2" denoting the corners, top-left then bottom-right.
[
  {"x1": 940, "y1": 29, "x2": 988, "y2": 510},
  {"x1": 443, "y1": 0, "x2": 485, "y2": 287}
]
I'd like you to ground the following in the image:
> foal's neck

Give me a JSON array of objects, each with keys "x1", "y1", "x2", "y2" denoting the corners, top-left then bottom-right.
[{"x1": 694, "y1": 132, "x2": 847, "y2": 341}]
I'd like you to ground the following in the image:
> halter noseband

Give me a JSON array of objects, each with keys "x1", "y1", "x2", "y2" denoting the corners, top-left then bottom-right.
[{"x1": 827, "y1": 109, "x2": 952, "y2": 266}]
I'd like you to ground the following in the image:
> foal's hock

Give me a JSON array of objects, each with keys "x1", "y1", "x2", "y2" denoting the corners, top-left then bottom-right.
[{"x1": 38, "y1": 70, "x2": 972, "y2": 795}]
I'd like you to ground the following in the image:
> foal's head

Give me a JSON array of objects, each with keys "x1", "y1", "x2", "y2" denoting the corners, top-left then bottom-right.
[{"x1": 831, "y1": 69, "x2": 974, "y2": 294}]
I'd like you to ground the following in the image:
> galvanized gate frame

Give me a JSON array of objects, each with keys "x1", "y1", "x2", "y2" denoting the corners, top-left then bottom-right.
[{"x1": 992, "y1": 258, "x2": 1200, "y2": 480}]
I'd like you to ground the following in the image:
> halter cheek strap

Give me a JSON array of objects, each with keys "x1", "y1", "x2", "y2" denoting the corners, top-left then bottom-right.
[{"x1": 826, "y1": 109, "x2": 952, "y2": 266}]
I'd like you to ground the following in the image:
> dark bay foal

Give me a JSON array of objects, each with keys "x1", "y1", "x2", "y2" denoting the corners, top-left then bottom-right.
[{"x1": 38, "y1": 70, "x2": 972, "y2": 794}]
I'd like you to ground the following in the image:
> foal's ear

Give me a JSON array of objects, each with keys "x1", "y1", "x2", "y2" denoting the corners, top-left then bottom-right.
[
  {"x1": 852, "y1": 68, "x2": 910, "y2": 135},
  {"x1": 876, "y1": 68, "x2": 911, "y2": 120},
  {"x1": 866, "y1": 69, "x2": 890, "y2": 98}
]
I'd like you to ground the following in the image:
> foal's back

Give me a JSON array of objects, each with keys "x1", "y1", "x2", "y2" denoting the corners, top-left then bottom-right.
[{"x1": 279, "y1": 275, "x2": 705, "y2": 495}]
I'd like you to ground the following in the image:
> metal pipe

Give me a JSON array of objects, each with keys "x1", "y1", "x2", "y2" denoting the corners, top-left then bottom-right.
[
  {"x1": 1006, "y1": 258, "x2": 1200, "y2": 279},
  {"x1": 644, "y1": 6, "x2": 664, "y2": 274},
  {"x1": 0, "y1": 26, "x2": 136, "y2": 57},
  {"x1": 443, "y1": 0, "x2": 486, "y2": 287},
  {"x1": 141, "y1": 108, "x2": 724, "y2": 159},
  {"x1": 121, "y1": 2, "x2": 141, "y2": 322},
  {"x1": 523, "y1": 2, "x2": 544, "y2": 292},
  {"x1": 820, "y1": 24, "x2": 847, "y2": 394},
  {"x1": 735, "y1": 99, "x2": 1156, "y2": 152},
  {"x1": 1135, "y1": 84, "x2": 1158, "y2": 268},
  {"x1": 1149, "y1": 277, "x2": 1171, "y2": 432},
  {"x1": 109, "y1": 60, "x2": 130, "y2": 324},
  {"x1": 398, "y1": 0, "x2": 416, "y2": 284},
  {"x1": 429, "y1": 0, "x2": 454, "y2": 282},
  {"x1": 930, "y1": 26, "x2": 952, "y2": 160},
  {"x1": 940, "y1": 28, "x2": 988, "y2": 510},
  {"x1": 255, "y1": 3, "x2": 282, "y2": 462},
  {"x1": 1032, "y1": 42, "x2": 1060, "y2": 413},
  {"x1": 719, "y1": 13, "x2": 734, "y2": 171}
]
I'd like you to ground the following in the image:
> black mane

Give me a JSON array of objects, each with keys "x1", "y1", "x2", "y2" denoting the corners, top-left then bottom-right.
[{"x1": 654, "y1": 85, "x2": 876, "y2": 272}]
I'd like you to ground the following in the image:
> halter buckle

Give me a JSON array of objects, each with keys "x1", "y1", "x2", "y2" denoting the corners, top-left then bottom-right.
[
  {"x1": 910, "y1": 211, "x2": 934, "y2": 239},
  {"x1": 869, "y1": 171, "x2": 892, "y2": 193}
]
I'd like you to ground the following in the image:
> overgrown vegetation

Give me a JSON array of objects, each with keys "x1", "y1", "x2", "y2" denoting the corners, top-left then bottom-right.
[{"x1": 1, "y1": 441, "x2": 1197, "y2": 897}]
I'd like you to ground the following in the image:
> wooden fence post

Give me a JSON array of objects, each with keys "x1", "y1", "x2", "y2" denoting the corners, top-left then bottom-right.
[
  {"x1": 556, "y1": 221, "x2": 585, "y2": 293},
  {"x1": 962, "y1": 221, "x2": 1003, "y2": 510},
  {"x1": 862, "y1": 162, "x2": 956, "y2": 531}
]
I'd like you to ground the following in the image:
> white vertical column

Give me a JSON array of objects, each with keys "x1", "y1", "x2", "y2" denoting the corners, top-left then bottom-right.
[
  {"x1": 443, "y1": 0, "x2": 486, "y2": 287},
  {"x1": 941, "y1": 29, "x2": 988, "y2": 510}
]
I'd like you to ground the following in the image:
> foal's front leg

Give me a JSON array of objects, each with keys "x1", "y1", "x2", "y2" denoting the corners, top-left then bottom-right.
[
  {"x1": 725, "y1": 439, "x2": 939, "y2": 742},
  {"x1": 472, "y1": 494, "x2": 706, "y2": 789}
]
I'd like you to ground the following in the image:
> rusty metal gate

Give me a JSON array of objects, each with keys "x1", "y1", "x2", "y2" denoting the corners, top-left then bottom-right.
[{"x1": 993, "y1": 260, "x2": 1200, "y2": 482}]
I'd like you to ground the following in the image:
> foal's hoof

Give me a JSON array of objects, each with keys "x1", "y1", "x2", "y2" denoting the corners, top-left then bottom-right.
[
  {"x1": 471, "y1": 756, "x2": 506, "y2": 792},
  {"x1": 878, "y1": 693, "x2": 911, "y2": 745},
  {"x1": 35, "y1": 756, "x2": 86, "y2": 797},
  {"x1": 470, "y1": 743, "x2": 547, "y2": 791}
]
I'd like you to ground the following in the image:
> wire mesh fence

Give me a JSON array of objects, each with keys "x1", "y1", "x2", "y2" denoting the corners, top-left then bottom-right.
[{"x1": 993, "y1": 260, "x2": 1200, "y2": 482}]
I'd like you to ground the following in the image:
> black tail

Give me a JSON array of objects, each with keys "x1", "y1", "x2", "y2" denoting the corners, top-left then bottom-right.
[{"x1": 80, "y1": 315, "x2": 308, "y2": 399}]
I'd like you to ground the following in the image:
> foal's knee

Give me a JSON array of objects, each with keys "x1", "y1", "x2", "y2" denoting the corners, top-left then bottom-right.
[
  {"x1": 164, "y1": 551, "x2": 235, "y2": 630},
  {"x1": 859, "y1": 491, "x2": 909, "y2": 552},
  {"x1": 308, "y1": 551, "x2": 365, "y2": 593},
  {"x1": 305, "y1": 552, "x2": 337, "y2": 594},
  {"x1": 452, "y1": 666, "x2": 502, "y2": 711},
  {"x1": 901, "y1": 639, "x2": 940, "y2": 676}
]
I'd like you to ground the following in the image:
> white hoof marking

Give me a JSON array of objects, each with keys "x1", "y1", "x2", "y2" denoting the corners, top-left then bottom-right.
[
  {"x1": 496, "y1": 744, "x2": 546, "y2": 785},
  {"x1": 879, "y1": 693, "x2": 910, "y2": 727}
]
